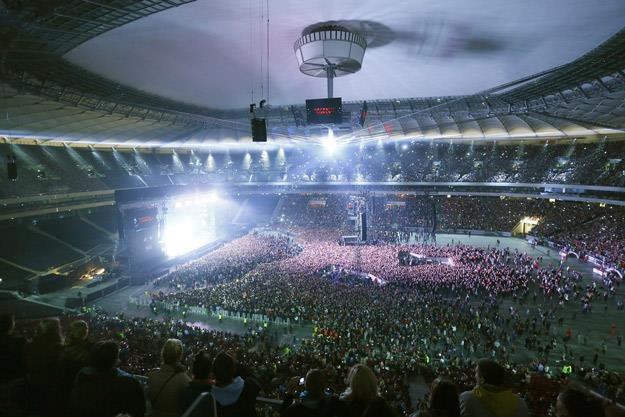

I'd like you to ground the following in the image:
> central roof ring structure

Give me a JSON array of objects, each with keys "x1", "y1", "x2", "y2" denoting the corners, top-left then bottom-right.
[{"x1": 294, "y1": 25, "x2": 367, "y2": 98}]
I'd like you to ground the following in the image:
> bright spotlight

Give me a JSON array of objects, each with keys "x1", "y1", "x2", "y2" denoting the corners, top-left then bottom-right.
[
  {"x1": 323, "y1": 128, "x2": 338, "y2": 156},
  {"x1": 206, "y1": 153, "x2": 215, "y2": 172},
  {"x1": 162, "y1": 217, "x2": 205, "y2": 258},
  {"x1": 242, "y1": 152, "x2": 252, "y2": 170},
  {"x1": 208, "y1": 190, "x2": 218, "y2": 202},
  {"x1": 276, "y1": 147, "x2": 286, "y2": 167}
]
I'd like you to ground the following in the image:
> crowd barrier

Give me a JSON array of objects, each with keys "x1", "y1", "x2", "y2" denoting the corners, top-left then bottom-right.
[{"x1": 129, "y1": 298, "x2": 307, "y2": 327}]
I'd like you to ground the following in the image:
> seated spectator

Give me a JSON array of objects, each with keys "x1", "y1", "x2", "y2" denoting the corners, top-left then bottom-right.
[
  {"x1": 281, "y1": 369, "x2": 340, "y2": 417},
  {"x1": 148, "y1": 338, "x2": 191, "y2": 417},
  {"x1": 554, "y1": 387, "x2": 605, "y2": 417},
  {"x1": 459, "y1": 359, "x2": 529, "y2": 417},
  {"x1": 211, "y1": 351, "x2": 260, "y2": 417},
  {"x1": 0, "y1": 313, "x2": 25, "y2": 384},
  {"x1": 69, "y1": 340, "x2": 145, "y2": 417},
  {"x1": 338, "y1": 364, "x2": 395, "y2": 417},
  {"x1": 415, "y1": 378, "x2": 460, "y2": 417},
  {"x1": 23, "y1": 317, "x2": 65, "y2": 417},
  {"x1": 182, "y1": 350, "x2": 213, "y2": 412}
]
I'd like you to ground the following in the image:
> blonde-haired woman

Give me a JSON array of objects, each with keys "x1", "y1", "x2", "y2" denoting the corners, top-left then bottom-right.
[
  {"x1": 148, "y1": 339, "x2": 190, "y2": 417},
  {"x1": 338, "y1": 364, "x2": 396, "y2": 417}
]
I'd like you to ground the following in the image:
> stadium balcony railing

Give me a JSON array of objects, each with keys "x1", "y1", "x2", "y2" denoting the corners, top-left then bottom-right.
[
  {"x1": 133, "y1": 373, "x2": 625, "y2": 417},
  {"x1": 182, "y1": 392, "x2": 282, "y2": 417}
]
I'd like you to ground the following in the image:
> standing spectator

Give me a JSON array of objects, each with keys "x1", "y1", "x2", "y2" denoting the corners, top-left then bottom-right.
[
  {"x1": 211, "y1": 351, "x2": 260, "y2": 417},
  {"x1": 69, "y1": 340, "x2": 145, "y2": 417},
  {"x1": 23, "y1": 317, "x2": 65, "y2": 417},
  {"x1": 148, "y1": 339, "x2": 191, "y2": 417},
  {"x1": 459, "y1": 359, "x2": 529, "y2": 417},
  {"x1": 182, "y1": 350, "x2": 213, "y2": 412},
  {"x1": 0, "y1": 313, "x2": 25, "y2": 384},
  {"x1": 415, "y1": 378, "x2": 460, "y2": 417},
  {"x1": 554, "y1": 387, "x2": 603, "y2": 417},
  {"x1": 60, "y1": 320, "x2": 92, "y2": 394},
  {"x1": 281, "y1": 369, "x2": 340, "y2": 417},
  {"x1": 338, "y1": 364, "x2": 396, "y2": 417}
]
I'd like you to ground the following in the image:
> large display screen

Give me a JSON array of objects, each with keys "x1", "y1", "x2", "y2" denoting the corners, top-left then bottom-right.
[{"x1": 306, "y1": 98, "x2": 342, "y2": 124}]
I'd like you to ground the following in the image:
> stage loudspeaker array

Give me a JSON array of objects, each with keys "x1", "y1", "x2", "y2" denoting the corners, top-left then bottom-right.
[
  {"x1": 359, "y1": 212, "x2": 367, "y2": 242},
  {"x1": 7, "y1": 159, "x2": 17, "y2": 180},
  {"x1": 251, "y1": 118, "x2": 267, "y2": 142},
  {"x1": 359, "y1": 100, "x2": 368, "y2": 127}
]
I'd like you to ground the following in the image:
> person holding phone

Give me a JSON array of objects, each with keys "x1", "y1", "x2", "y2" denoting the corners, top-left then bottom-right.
[{"x1": 281, "y1": 369, "x2": 340, "y2": 417}]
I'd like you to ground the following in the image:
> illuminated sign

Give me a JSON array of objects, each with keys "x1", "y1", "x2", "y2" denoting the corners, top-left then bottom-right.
[{"x1": 306, "y1": 98, "x2": 342, "y2": 124}]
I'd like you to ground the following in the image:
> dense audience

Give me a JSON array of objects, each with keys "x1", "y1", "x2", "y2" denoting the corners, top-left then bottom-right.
[
  {"x1": 274, "y1": 194, "x2": 625, "y2": 270},
  {"x1": 153, "y1": 233, "x2": 300, "y2": 290},
  {"x1": 2, "y1": 200, "x2": 625, "y2": 417}
]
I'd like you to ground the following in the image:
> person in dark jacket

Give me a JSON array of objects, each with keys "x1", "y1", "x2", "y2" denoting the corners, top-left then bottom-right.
[
  {"x1": 69, "y1": 340, "x2": 145, "y2": 417},
  {"x1": 23, "y1": 317, "x2": 65, "y2": 417},
  {"x1": 554, "y1": 387, "x2": 604, "y2": 417},
  {"x1": 210, "y1": 351, "x2": 260, "y2": 417},
  {"x1": 338, "y1": 364, "x2": 395, "y2": 417},
  {"x1": 182, "y1": 350, "x2": 213, "y2": 412},
  {"x1": 281, "y1": 369, "x2": 340, "y2": 417},
  {"x1": 0, "y1": 313, "x2": 25, "y2": 384},
  {"x1": 414, "y1": 378, "x2": 460, "y2": 417},
  {"x1": 59, "y1": 320, "x2": 92, "y2": 408}
]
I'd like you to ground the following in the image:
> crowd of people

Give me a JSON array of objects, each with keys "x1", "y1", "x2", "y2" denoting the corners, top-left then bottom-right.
[
  {"x1": 274, "y1": 194, "x2": 625, "y2": 271},
  {"x1": 3, "y1": 199, "x2": 625, "y2": 416},
  {"x1": 3, "y1": 310, "x2": 623, "y2": 417},
  {"x1": 152, "y1": 233, "x2": 300, "y2": 290},
  {"x1": 543, "y1": 210, "x2": 625, "y2": 268},
  {"x1": 87, "y1": 228, "x2": 625, "y2": 415}
]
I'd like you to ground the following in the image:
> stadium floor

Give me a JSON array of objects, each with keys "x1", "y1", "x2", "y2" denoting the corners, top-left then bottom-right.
[{"x1": 36, "y1": 234, "x2": 625, "y2": 371}]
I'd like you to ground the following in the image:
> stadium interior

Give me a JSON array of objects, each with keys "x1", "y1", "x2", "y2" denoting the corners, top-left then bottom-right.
[{"x1": 1, "y1": 1, "x2": 625, "y2": 417}]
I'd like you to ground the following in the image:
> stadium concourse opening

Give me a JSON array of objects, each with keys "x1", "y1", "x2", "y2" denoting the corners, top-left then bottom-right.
[{"x1": 2, "y1": 1, "x2": 625, "y2": 417}]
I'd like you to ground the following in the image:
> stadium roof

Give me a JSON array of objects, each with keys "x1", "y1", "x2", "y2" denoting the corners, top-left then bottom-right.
[
  {"x1": 62, "y1": 0, "x2": 625, "y2": 108},
  {"x1": 0, "y1": 0, "x2": 624, "y2": 147}
]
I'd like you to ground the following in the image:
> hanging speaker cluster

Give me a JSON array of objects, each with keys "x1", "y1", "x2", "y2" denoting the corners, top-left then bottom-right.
[
  {"x1": 7, "y1": 155, "x2": 17, "y2": 180},
  {"x1": 251, "y1": 118, "x2": 267, "y2": 142}
]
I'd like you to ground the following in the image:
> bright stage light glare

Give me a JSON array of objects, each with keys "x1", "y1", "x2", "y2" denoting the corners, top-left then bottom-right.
[
  {"x1": 161, "y1": 197, "x2": 219, "y2": 258},
  {"x1": 208, "y1": 190, "x2": 218, "y2": 202},
  {"x1": 162, "y1": 217, "x2": 207, "y2": 257},
  {"x1": 206, "y1": 153, "x2": 215, "y2": 172},
  {"x1": 260, "y1": 150, "x2": 270, "y2": 169},
  {"x1": 276, "y1": 147, "x2": 286, "y2": 167},
  {"x1": 242, "y1": 152, "x2": 252, "y2": 170},
  {"x1": 323, "y1": 128, "x2": 338, "y2": 156}
]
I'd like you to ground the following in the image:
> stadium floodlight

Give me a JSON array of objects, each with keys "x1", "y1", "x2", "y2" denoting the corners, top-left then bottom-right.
[{"x1": 323, "y1": 128, "x2": 338, "y2": 156}]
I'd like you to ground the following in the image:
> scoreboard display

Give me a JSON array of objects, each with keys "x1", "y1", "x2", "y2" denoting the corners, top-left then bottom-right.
[{"x1": 306, "y1": 98, "x2": 342, "y2": 124}]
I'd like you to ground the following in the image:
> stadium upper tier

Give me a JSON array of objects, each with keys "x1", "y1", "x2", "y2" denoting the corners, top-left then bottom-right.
[{"x1": 2, "y1": 140, "x2": 625, "y2": 200}]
